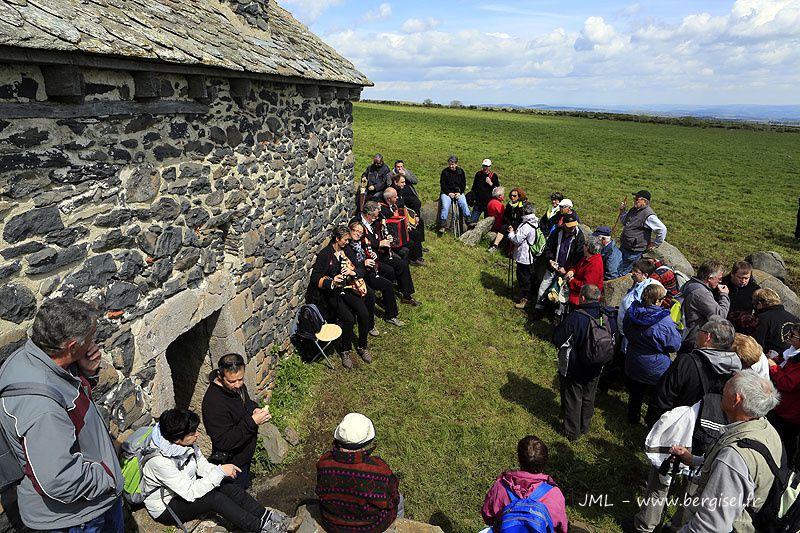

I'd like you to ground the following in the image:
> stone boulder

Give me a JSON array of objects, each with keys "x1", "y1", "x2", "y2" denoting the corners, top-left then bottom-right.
[
  {"x1": 459, "y1": 216, "x2": 495, "y2": 246},
  {"x1": 420, "y1": 201, "x2": 438, "y2": 228},
  {"x1": 602, "y1": 274, "x2": 632, "y2": 308},
  {"x1": 649, "y1": 241, "x2": 695, "y2": 277},
  {"x1": 746, "y1": 252, "x2": 787, "y2": 282},
  {"x1": 752, "y1": 269, "x2": 800, "y2": 317},
  {"x1": 295, "y1": 504, "x2": 444, "y2": 533},
  {"x1": 259, "y1": 422, "x2": 290, "y2": 464}
]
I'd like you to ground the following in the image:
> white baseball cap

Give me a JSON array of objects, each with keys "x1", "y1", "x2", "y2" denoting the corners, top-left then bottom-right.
[
  {"x1": 482, "y1": 159, "x2": 492, "y2": 167},
  {"x1": 558, "y1": 198, "x2": 573, "y2": 208}
]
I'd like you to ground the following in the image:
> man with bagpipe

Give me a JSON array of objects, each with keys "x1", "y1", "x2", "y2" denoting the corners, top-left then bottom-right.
[
  {"x1": 380, "y1": 187, "x2": 424, "y2": 266},
  {"x1": 355, "y1": 201, "x2": 421, "y2": 307}
]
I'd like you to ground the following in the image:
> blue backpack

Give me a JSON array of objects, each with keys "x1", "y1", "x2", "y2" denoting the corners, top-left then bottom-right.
[{"x1": 494, "y1": 481, "x2": 555, "y2": 533}]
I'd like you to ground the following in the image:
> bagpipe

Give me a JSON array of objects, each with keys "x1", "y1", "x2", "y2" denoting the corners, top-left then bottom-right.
[{"x1": 338, "y1": 252, "x2": 367, "y2": 298}]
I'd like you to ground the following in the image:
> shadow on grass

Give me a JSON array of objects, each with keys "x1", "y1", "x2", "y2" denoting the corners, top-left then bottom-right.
[
  {"x1": 429, "y1": 510, "x2": 454, "y2": 533},
  {"x1": 500, "y1": 371, "x2": 561, "y2": 430},
  {"x1": 480, "y1": 270, "x2": 514, "y2": 299}
]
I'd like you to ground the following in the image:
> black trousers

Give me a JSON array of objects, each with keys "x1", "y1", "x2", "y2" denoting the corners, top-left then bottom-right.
[
  {"x1": 367, "y1": 271, "x2": 399, "y2": 320},
  {"x1": 516, "y1": 263, "x2": 537, "y2": 301},
  {"x1": 769, "y1": 411, "x2": 800, "y2": 468},
  {"x1": 158, "y1": 483, "x2": 265, "y2": 532},
  {"x1": 379, "y1": 253, "x2": 414, "y2": 298},
  {"x1": 559, "y1": 374, "x2": 600, "y2": 441},
  {"x1": 626, "y1": 377, "x2": 656, "y2": 425},
  {"x1": 326, "y1": 292, "x2": 369, "y2": 351},
  {"x1": 796, "y1": 197, "x2": 800, "y2": 238}
]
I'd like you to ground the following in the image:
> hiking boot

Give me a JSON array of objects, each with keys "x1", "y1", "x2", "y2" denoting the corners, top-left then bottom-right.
[
  {"x1": 487, "y1": 244, "x2": 498, "y2": 253},
  {"x1": 356, "y1": 347, "x2": 372, "y2": 363},
  {"x1": 409, "y1": 259, "x2": 424, "y2": 267},
  {"x1": 261, "y1": 509, "x2": 289, "y2": 533},
  {"x1": 422, "y1": 247, "x2": 430, "y2": 253},
  {"x1": 437, "y1": 225, "x2": 446, "y2": 235},
  {"x1": 340, "y1": 351, "x2": 353, "y2": 369},
  {"x1": 384, "y1": 317, "x2": 406, "y2": 327},
  {"x1": 368, "y1": 327, "x2": 380, "y2": 337},
  {"x1": 401, "y1": 297, "x2": 421, "y2": 306},
  {"x1": 514, "y1": 298, "x2": 528, "y2": 309}
]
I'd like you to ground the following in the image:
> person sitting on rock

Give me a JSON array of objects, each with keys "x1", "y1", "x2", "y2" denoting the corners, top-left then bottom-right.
[
  {"x1": 753, "y1": 287, "x2": 800, "y2": 355},
  {"x1": 142, "y1": 408, "x2": 288, "y2": 533},
  {"x1": 380, "y1": 187, "x2": 423, "y2": 265},
  {"x1": 361, "y1": 153, "x2": 391, "y2": 201},
  {"x1": 316, "y1": 413, "x2": 401, "y2": 533},
  {"x1": 202, "y1": 353, "x2": 271, "y2": 489},
  {"x1": 438, "y1": 155, "x2": 471, "y2": 234},
  {"x1": 481, "y1": 435, "x2": 568, "y2": 533},
  {"x1": 486, "y1": 186, "x2": 506, "y2": 234},
  {"x1": 390, "y1": 161, "x2": 425, "y2": 251},
  {"x1": 722, "y1": 261, "x2": 760, "y2": 315},
  {"x1": 592, "y1": 226, "x2": 622, "y2": 280},
  {"x1": 488, "y1": 187, "x2": 526, "y2": 252}
]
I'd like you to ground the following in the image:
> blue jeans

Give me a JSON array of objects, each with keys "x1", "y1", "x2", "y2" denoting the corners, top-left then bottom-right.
[
  {"x1": 618, "y1": 247, "x2": 643, "y2": 276},
  {"x1": 439, "y1": 193, "x2": 470, "y2": 222},
  {"x1": 48, "y1": 497, "x2": 123, "y2": 533}
]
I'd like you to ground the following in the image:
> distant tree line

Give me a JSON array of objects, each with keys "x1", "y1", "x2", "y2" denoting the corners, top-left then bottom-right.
[{"x1": 362, "y1": 99, "x2": 800, "y2": 133}]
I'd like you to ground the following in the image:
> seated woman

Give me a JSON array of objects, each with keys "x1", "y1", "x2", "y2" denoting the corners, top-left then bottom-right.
[
  {"x1": 307, "y1": 225, "x2": 372, "y2": 369},
  {"x1": 348, "y1": 221, "x2": 404, "y2": 332},
  {"x1": 481, "y1": 435, "x2": 568, "y2": 533},
  {"x1": 488, "y1": 187, "x2": 526, "y2": 252},
  {"x1": 623, "y1": 283, "x2": 681, "y2": 425},
  {"x1": 564, "y1": 236, "x2": 604, "y2": 308},
  {"x1": 142, "y1": 408, "x2": 288, "y2": 533}
]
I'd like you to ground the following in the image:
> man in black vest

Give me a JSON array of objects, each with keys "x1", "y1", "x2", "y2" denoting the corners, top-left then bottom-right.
[{"x1": 618, "y1": 190, "x2": 667, "y2": 275}]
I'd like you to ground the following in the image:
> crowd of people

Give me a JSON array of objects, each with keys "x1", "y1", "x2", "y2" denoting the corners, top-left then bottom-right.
[{"x1": 0, "y1": 153, "x2": 798, "y2": 533}]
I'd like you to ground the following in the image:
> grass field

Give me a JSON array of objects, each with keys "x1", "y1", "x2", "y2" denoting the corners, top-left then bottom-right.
[{"x1": 271, "y1": 103, "x2": 800, "y2": 533}]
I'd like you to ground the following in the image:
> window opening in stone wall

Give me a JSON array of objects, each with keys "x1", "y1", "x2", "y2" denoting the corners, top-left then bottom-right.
[{"x1": 165, "y1": 310, "x2": 220, "y2": 411}]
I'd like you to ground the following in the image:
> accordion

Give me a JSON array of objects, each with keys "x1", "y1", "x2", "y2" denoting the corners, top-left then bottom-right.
[{"x1": 384, "y1": 216, "x2": 409, "y2": 249}]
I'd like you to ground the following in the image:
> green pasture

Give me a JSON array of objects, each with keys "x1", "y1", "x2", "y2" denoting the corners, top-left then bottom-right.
[{"x1": 278, "y1": 103, "x2": 799, "y2": 532}]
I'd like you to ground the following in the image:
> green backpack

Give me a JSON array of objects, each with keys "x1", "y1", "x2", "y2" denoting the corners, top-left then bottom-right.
[
  {"x1": 119, "y1": 425, "x2": 159, "y2": 505},
  {"x1": 523, "y1": 221, "x2": 546, "y2": 257}
]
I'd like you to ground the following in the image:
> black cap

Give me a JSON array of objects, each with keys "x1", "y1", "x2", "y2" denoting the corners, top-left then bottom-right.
[{"x1": 633, "y1": 190, "x2": 651, "y2": 201}]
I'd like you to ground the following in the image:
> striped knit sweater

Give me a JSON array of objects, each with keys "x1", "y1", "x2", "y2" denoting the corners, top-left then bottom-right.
[{"x1": 316, "y1": 446, "x2": 400, "y2": 533}]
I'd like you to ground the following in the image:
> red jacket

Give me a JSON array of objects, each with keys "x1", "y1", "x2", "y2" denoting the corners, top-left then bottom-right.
[
  {"x1": 567, "y1": 254, "x2": 604, "y2": 306},
  {"x1": 770, "y1": 358, "x2": 800, "y2": 424},
  {"x1": 486, "y1": 198, "x2": 505, "y2": 231}
]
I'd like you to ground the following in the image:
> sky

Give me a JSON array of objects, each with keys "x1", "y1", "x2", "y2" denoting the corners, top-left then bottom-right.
[{"x1": 278, "y1": 0, "x2": 800, "y2": 107}]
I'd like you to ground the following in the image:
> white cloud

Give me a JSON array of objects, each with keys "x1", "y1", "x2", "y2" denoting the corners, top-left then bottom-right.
[
  {"x1": 400, "y1": 17, "x2": 440, "y2": 33},
  {"x1": 335, "y1": 0, "x2": 800, "y2": 105},
  {"x1": 280, "y1": 0, "x2": 344, "y2": 25},
  {"x1": 363, "y1": 3, "x2": 392, "y2": 22}
]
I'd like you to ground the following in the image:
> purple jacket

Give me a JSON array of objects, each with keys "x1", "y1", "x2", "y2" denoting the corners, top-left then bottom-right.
[
  {"x1": 623, "y1": 301, "x2": 682, "y2": 385},
  {"x1": 481, "y1": 470, "x2": 568, "y2": 533}
]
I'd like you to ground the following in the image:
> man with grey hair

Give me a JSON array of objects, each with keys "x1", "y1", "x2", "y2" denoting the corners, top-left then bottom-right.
[
  {"x1": 651, "y1": 317, "x2": 741, "y2": 420},
  {"x1": 669, "y1": 370, "x2": 782, "y2": 533},
  {"x1": 680, "y1": 260, "x2": 731, "y2": 352},
  {"x1": 0, "y1": 298, "x2": 124, "y2": 532}
]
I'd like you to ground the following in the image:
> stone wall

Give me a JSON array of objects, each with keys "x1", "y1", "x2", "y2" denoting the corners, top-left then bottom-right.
[{"x1": 0, "y1": 62, "x2": 360, "y2": 436}]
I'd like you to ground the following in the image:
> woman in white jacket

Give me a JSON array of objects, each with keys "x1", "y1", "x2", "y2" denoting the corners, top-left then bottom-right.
[
  {"x1": 141, "y1": 409, "x2": 287, "y2": 532},
  {"x1": 507, "y1": 203, "x2": 541, "y2": 310}
]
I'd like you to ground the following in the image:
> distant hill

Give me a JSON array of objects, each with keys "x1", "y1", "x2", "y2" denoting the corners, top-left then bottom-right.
[{"x1": 481, "y1": 103, "x2": 800, "y2": 124}]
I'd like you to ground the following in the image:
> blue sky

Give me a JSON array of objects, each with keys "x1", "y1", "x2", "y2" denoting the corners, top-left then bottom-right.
[{"x1": 279, "y1": 0, "x2": 800, "y2": 107}]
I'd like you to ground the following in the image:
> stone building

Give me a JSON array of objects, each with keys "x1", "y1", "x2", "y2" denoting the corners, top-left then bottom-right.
[{"x1": 0, "y1": 0, "x2": 370, "y2": 441}]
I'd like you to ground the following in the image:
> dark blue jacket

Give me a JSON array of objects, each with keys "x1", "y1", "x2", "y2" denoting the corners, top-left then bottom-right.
[
  {"x1": 553, "y1": 302, "x2": 618, "y2": 381},
  {"x1": 623, "y1": 301, "x2": 682, "y2": 385}
]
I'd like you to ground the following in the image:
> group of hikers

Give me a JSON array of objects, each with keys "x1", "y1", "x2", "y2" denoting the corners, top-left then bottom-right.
[{"x1": 1, "y1": 152, "x2": 799, "y2": 533}]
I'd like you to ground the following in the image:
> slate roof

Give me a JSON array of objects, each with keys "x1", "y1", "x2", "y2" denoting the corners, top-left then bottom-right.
[{"x1": 0, "y1": 0, "x2": 371, "y2": 86}]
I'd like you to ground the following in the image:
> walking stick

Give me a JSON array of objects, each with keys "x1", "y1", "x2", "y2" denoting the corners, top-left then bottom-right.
[{"x1": 507, "y1": 254, "x2": 515, "y2": 298}]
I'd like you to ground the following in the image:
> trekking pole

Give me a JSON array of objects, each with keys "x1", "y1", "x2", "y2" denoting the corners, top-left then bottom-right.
[
  {"x1": 452, "y1": 199, "x2": 461, "y2": 238},
  {"x1": 507, "y1": 254, "x2": 515, "y2": 298}
]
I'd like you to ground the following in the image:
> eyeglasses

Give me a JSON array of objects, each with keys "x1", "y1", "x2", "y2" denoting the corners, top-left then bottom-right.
[{"x1": 510, "y1": 193, "x2": 518, "y2": 197}]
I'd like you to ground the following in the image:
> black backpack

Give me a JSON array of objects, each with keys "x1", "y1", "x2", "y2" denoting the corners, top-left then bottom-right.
[
  {"x1": 736, "y1": 438, "x2": 800, "y2": 533},
  {"x1": 691, "y1": 393, "x2": 726, "y2": 457},
  {"x1": 575, "y1": 310, "x2": 615, "y2": 366},
  {"x1": 289, "y1": 304, "x2": 325, "y2": 361}
]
